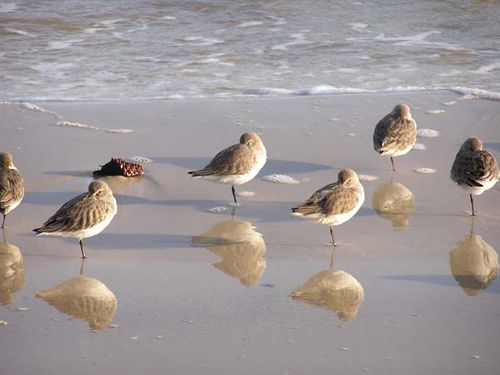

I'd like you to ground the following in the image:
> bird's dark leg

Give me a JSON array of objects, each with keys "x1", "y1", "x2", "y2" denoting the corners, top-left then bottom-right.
[
  {"x1": 470, "y1": 194, "x2": 475, "y2": 216},
  {"x1": 329, "y1": 226, "x2": 337, "y2": 248},
  {"x1": 231, "y1": 185, "x2": 238, "y2": 204},
  {"x1": 79, "y1": 239, "x2": 87, "y2": 259},
  {"x1": 390, "y1": 157, "x2": 395, "y2": 172},
  {"x1": 1, "y1": 214, "x2": 5, "y2": 229}
]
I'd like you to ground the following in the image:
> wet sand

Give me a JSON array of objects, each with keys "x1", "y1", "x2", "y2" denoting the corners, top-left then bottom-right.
[{"x1": 0, "y1": 91, "x2": 499, "y2": 375}]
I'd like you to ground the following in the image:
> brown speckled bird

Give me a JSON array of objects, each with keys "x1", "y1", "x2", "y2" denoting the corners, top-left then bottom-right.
[
  {"x1": 0, "y1": 152, "x2": 24, "y2": 228},
  {"x1": 450, "y1": 137, "x2": 499, "y2": 216},
  {"x1": 373, "y1": 104, "x2": 417, "y2": 171},
  {"x1": 33, "y1": 181, "x2": 117, "y2": 258},
  {"x1": 292, "y1": 169, "x2": 365, "y2": 250},
  {"x1": 188, "y1": 132, "x2": 267, "y2": 204}
]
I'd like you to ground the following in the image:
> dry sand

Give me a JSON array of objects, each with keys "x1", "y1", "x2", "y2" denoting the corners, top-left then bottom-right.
[{"x1": 0, "y1": 90, "x2": 499, "y2": 375}]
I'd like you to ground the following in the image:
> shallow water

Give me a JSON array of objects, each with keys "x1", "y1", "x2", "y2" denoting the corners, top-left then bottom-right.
[
  {"x1": 1, "y1": 91, "x2": 500, "y2": 374},
  {"x1": 1, "y1": 0, "x2": 499, "y2": 101}
]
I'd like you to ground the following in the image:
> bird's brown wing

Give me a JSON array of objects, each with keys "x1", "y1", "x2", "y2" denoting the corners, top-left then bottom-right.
[
  {"x1": 35, "y1": 193, "x2": 115, "y2": 233},
  {"x1": 189, "y1": 144, "x2": 254, "y2": 176},
  {"x1": 291, "y1": 182, "x2": 338, "y2": 216},
  {"x1": 451, "y1": 150, "x2": 499, "y2": 188},
  {"x1": 373, "y1": 115, "x2": 416, "y2": 153},
  {"x1": 321, "y1": 186, "x2": 362, "y2": 215}
]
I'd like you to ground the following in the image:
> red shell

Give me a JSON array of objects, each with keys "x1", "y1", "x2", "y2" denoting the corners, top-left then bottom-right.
[{"x1": 93, "y1": 158, "x2": 144, "y2": 177}]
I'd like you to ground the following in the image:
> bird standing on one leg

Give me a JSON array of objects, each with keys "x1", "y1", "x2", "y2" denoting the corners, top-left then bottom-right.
[
  {"x1": 450, "y1": 137, "x2": 499, "y2": 216},
  {"x1": 292, "y1": 169, "x2": 365, "y2": 250},
  {"x1": 373, "y1": 104, "x2": 417, "y2": 171},
  {"x1": 33, "y1": 181, "x2": 117, "y2": 258},
  {"x1": 0, "y1": 152, "x2": 24, "y2": 229},
  {"x1": 188, "y1": 132, "x2": 267, "y2": 204}
]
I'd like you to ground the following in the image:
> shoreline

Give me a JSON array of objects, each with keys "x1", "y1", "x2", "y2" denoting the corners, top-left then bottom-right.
[{"x1": 3, "y1": 86, "x2": 500, "y2": 105}]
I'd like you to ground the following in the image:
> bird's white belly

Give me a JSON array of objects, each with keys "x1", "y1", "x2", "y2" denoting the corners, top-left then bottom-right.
[
  {"x1": 40, "y1": 211, "x2": 116, "y2": 240},
  {"x1": 460, "y1": 178, "x2": 498, "y2": 195},
  {"x1": 384, "y1": 142, "x2": 414, "y2": 157}
]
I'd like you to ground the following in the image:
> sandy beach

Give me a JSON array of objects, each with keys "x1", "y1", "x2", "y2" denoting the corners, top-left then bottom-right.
[{"x1": 1, "y1": 90, "x2": 499, "y2": 375}]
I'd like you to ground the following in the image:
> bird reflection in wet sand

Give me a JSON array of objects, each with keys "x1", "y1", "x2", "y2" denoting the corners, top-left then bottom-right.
[
  {"x1": 291, "y1": 249, "x2": 364, "y2": 321},
  {"x1": 0, "y1": 230, "x2": 24, "y2": 305},
  {"x1": 372, "y1": 176, "x2": 415, "y2": 229},
  {"x1": 192, "y1": 219, "x2": 266, "y2": 286},
  {"x1": 449, "y1": 221, "x2": 498, "y2": 296},
  {"x1": 36, "y1": 261, "x2": 117, "y2": 331}
]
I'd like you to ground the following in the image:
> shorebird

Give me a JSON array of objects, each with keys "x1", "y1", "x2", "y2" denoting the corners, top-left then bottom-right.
[
  {"x1": 33, "y1": 180, "x2": 117, "y2": 258},
  {"x1": 373, "y1": 104, "x2": 417, "y2": 171},
  {"x1": 0, "y1": 152, "x2": 24, "y2": 228},
  {"x1": 188, "y1": 132, "x2": 267, "y2": 204},
  {"x1": 450, "y1": 137, "x2": 499, "y2": 216},
  {"x1": 292, "y1": 169, "x2": 365, "y2": 249}
]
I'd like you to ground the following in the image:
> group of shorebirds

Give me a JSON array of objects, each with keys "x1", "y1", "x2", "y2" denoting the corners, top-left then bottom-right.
[{"x1": 1, "y1": 104, "x2": 498, "y2": 258}]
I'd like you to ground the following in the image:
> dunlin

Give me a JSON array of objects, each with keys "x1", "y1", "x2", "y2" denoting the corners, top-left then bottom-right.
[
  {"x1": 292, "y1": 169, "x2": 365, "y2": 249},
  {"x1": 188, "y1": 132, "x2": 267, "y2": 204},
  {"x1": 33, "y1": 180, "x2": 117, "y2": 258},
  {"x1": 373, "y1": 104, "x2": 417, "y2": 171},
  {"x1": 450, "y1": 137, "x2": 499, "y2": 216},
  {"x1": 0, "y1": 152, "x2": 25, "y2": 228}
]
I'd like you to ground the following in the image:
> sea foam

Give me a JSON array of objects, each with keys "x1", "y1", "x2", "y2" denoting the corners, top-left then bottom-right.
[
  {"x1": 417, "y1": 129, "x2": 439, "y2": 138},
  {"x1": 57, "y1": 121, "x2": 133, "y2": 134},
  {"x1": 262, "y1": 174, "x2": 301, "y2": 184}
]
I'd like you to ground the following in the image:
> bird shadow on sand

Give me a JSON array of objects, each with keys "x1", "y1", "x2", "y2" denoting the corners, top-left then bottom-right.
[
  {"x1": 93, "y1": 233, "x2": 193, "y2": 250},
  {"x1": 151, "y1": 156, "x2": 332, "y2": 175},
  {"x1": 43, "y1": 170, "x2": 93, "y2": 177},
  {"x1": 24, "y1": 191, "x2": 81, "y2": 205},
  {"x1": 383, "y1": 274, "x2": 500, "y2": 295}
]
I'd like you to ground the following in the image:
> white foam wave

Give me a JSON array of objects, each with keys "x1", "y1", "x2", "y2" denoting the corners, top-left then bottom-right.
[
  {"x1": 57, "y1": 121, "x2": 133, "y2": 134},
  {"x1": 417, "y1": 129, "x2": 439, "y2": 138},
  {"x1": 106, "y1": 128, "x2": 134, "y2": 134},
  {"x1": 237, "y1": 21, "x2": 264, "y2": 28},
  {"x1": 262, "y1": 174, "x2": 301, "y2": 184},
  {"x1": 182, "y1": 36, "x2": 223, "y2": 46},
  {"x1": 473, "y1": 63, "x2": 500, "y2": 75},
  {"x1": 443, "y1": 101, "x2": 457, "y2": 106},
  {"x1": 57, "y1": 121, "x2": 99, "y2": 131},
  {"x1": 242, "y1": 85, "x2": 439, "y2": 98},
  {"x1": 295, "y1": 85, "x2": 369, "y2": 95},
  {"x1": 0, "y1": 3, "x2": 17, "y2": 13},
  {"x1": 47, "y1": 39, "x2": 81, "y2": 50},
  {"x1": 266, "y1": 15, "x2": 286, "y2": 26},
  {"x1": 451, "y1": 87, "x2": 500, "y2": 101},
  {"x1": 31, "y1": 62, "x2": 76, "y2": 79},
  {"x1": 349, "y1": 23, "x2": 368, "y2": 32},
  {"x1": 21, "y1": 102, "x2": 61, "y2": 118},
  {"x1": 4, "y1": 28, "x2": 33, "y2": 36}
]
